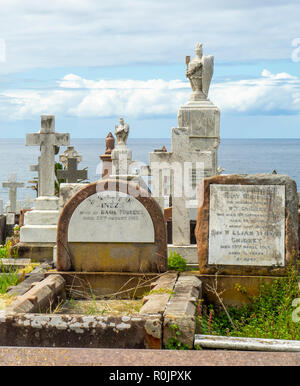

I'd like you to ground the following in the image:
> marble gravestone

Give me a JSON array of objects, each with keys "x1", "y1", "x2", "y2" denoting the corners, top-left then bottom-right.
[
  {"x1": 56, "y1": 178, "x2": 167, "y2": 273},
  {"x1": 2, "y1": 173, "x2": 24, "y2": 214},
  {"x1": 19, "y1": 115, "x2": 70, "y2": 257},
  {"x1": 196, "y1": 174, "x2": 299, "y2": 276}
]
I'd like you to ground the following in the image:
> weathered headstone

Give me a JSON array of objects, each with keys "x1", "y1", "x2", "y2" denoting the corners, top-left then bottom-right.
[
  {"x1": 57, "y1": 157, "x2": 87, "y2": 183},
  {"x1": 196, "y1": 174, "x2": 299, "y2": 276},
  {"x1": 2, "y1": 173, "x2": 24, "y2": 213},
  {"x1": 25, "y1": 115, "x2": 69, "y2": 197},
  {"x1": 0, "y1": 199, "x2": 3, "y2": 216},
  {"x1": 56, "y1": 178, "x2": 167, "y2": 273}
]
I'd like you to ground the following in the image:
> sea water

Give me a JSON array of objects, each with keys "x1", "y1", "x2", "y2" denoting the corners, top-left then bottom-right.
[{"x1": 0, "y1": 138, "x2": 300, "y2": 206}]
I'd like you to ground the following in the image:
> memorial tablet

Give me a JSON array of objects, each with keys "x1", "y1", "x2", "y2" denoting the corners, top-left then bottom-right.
[
  {"x1": 196, "y1": 174, "x2": 299, "y2": 276},
  {"x1": 208, "y1": 185, "x2": 285, "y2": 266}
]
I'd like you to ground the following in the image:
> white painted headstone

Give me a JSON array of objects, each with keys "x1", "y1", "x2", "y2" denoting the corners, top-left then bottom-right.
[
  {"x1": 68, "y1": 191, "x2": 155, "y2": 243},
  {"x1": 208, "y1": 184, "x2": 285, "y2": 266}
]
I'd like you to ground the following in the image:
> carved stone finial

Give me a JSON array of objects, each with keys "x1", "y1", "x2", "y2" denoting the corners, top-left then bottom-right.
[
  {"x1": 105, "y1": 132, "x2": 115, "y2": 154},
  {"x1": 115, "y1": 117, "x2": 130, "y2": 146},
  {"x1": 185, "y1": 43, "x2": 214, "y2": 101}
]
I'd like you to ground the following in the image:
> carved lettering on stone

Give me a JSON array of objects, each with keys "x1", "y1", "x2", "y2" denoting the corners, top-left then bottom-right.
[{"x1": 208, "y1": 184, "x2": 285, "y2": 266}]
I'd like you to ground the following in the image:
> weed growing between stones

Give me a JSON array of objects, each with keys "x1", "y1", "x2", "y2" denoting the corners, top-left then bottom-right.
[
  {"x1": 197, "y1": 266, "x2": 300, "y2": 340},
  {"x1": 165, "y1": 324, "x2": 190, "y2": 350},
  {"x1": 168, "y1": 252, "x2": 187, "y2": 272}
]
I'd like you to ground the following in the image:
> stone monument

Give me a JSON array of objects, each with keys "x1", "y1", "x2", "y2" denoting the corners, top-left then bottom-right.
[
  {"x1": 2, "y1": 173, "x2": 24, "y2": 214},
  {"x1": 111, "y1": 118, "x2": 135, "y2": 176},
  {"x1": 18, "y1": 115, "x2": 70, "y2": 259},
  {"x1": 100, "y1": 132, "x2": 115, "y2": 178},
  {"x1": 56, "y1": 178, "x2": 167, "y2": 296},
  {"x1": 195, "y1": 174, "x2": 299, "y2": 305},
  {"x1": 57, "y1": 147, "x2": 88, "y2": 183},
  {"x1": 149, "y1": 43, "x2": 220, "y2": 265}
]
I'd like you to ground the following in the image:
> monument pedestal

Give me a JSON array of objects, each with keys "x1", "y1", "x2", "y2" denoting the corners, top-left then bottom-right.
[
  {"x1": 177, "y1": 99, "x2": 220, "y2": 175},
  {"x1": 17, "y1": 196, "x2": 60, "y2": 260}
]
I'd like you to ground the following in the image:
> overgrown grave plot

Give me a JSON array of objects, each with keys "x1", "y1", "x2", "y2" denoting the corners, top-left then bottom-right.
[
  {"x1": 194, "y1": 266, "x2": 300, "y2": 343},
  {"x1": 0, "y1": 270, "x2": 202, "y2": 350}
]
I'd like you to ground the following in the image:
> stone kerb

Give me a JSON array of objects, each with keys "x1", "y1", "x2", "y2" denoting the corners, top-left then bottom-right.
[
  {"x1": 56, "y1": 178, "x2": 167, "y2": 272},
  {"x1": 196, "y1": 174, "x2": 299, "y2": 276}
]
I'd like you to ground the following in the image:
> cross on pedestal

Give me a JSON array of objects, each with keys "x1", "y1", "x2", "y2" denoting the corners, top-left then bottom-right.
[
  {"x1": 26, "y1": 115, "x2": 70, "y2": 197},
  {"x1": 2, "y1": 173, "x2": 24, "y2": 213},
  {"x1": 57, "y1": 158, "x2": 87, "y2": 183}
]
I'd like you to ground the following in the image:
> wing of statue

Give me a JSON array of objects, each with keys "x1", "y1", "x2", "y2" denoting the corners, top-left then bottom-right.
[{"x1": 202, "y1": 55, "x2": 214, "y2": 97}]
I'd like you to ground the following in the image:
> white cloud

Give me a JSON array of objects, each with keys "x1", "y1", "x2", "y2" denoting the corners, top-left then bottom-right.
[
  {"x1": 0, "y1": 1, "x2": 300, "y2": 73},
  {"x1": 0, "y1": 69, "x2": 300, "y2": 121},
  {"x1": 211, "y1": 69, "x2": 300, "y2": 114}
]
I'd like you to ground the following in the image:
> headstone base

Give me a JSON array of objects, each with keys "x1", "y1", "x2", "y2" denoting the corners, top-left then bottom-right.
[
  {"x1": 20, "y1": 196, "x2": 60, "y2": 244},
  {"x1": 12, "y1": 242, "x2": 55, "y2": 261}
]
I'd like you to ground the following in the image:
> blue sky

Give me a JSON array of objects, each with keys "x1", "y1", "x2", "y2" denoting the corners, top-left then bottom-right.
[{"x1": 0, "y1": 0, "x2": 300, "y2": 138}]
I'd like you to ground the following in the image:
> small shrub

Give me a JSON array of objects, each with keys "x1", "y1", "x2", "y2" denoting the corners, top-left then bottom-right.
[{"x1": 168, "y1": 252, "x2": 187, "y2": 272}]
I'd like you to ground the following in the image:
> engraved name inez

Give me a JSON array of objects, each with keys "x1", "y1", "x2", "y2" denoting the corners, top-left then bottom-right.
[{"x1": 208, "y1": 185, "x2": 285, "y2": 266}]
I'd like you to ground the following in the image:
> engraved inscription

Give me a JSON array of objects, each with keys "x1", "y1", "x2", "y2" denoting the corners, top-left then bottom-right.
[
  {"x1": 68, "y1": 191, "x2": 155, "y2": 243},
  {"x1": 208, "y1": 185, "x2": 285, "y2": 266}
]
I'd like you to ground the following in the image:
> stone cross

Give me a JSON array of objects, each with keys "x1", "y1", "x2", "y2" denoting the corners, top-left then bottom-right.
[
  {"x1": 26, "y1": 115, "x2": 70, "y2": 197},
  {"x1": 2, "y1": 173, "x2": 24, "y2": 213},
  {"x1": 57, "y1": 158, "x2": 88, "y2": 183},
  {"x1": 59, "y1": 146, "x2": 82, "y2": 167}
]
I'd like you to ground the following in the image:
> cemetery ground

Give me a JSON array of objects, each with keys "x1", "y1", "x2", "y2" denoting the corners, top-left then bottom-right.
[{"x1": 1, "y1": 227, "x2": 300, "y2": 352}]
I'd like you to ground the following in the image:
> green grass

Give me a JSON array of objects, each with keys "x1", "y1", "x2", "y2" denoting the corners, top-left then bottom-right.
[
  {"x1": 0, "y1": 245, "x2": 9, "y2": 258},
  {"x1": 197, "y1": 266, "x2": 300, "y2": 340},
  {"x1": 0, "y1": 266, "x2": 19, "y2": 294}
]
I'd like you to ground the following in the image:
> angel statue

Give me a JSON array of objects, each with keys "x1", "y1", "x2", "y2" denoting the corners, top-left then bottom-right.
[
  {"x1": 185, "y1": 43, "x2": 214, "y2": 101},
  {"x1": 115, "y1": 117, "x2": 130, "y2": 146}
]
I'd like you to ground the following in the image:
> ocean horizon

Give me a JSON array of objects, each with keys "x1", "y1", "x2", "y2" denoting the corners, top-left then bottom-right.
[{"x1": 1, "y1": 138, "x2": 300, "y2": 205}]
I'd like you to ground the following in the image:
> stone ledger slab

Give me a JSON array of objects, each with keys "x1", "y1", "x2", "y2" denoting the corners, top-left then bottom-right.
[{"x1": 196, "y1": 174, "x2": 299, "y2": 276}]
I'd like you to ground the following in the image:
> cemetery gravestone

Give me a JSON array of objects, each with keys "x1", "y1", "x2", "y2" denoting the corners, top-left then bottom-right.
[
  {"x1": 57, "y1": 157, "x2": 87, "y2": 183},
  {"x1": 2, "y1": 173, "x2": 24, "y2": 213},
  {"x1": 196, "y1": 174, "x2": 299, "y2": 276},
  {"x1": 19, "y1": 115, "x2": 70, "y2": 257},
  {"x1": 56, "y1": 178, "x2": 167, "y2": 273}
]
